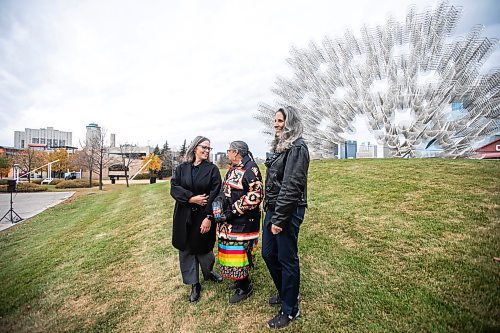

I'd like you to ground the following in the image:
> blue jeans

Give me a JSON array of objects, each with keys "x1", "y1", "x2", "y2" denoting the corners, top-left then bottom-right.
[{"x1": 262, "y1": 206, "x2": 305, "y2": 316}]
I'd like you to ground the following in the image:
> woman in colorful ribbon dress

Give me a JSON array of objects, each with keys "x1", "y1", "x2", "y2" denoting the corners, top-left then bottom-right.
[{"x1": 213, "y1": 140, "x2": 263, "y2": 304}]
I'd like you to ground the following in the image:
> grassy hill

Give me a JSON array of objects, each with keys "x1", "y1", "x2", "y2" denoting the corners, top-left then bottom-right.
[{"x1": 0, "y1": 159, "x2": 498, "y2": 332}]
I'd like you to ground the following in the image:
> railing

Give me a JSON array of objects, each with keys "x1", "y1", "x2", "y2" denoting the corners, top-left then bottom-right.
[
  {"x1": 129, "y1": 159, "x2": 152, "y2": 181},
  {"x1": 17, "y1": 160, "x2": 60, "y2": 184}
]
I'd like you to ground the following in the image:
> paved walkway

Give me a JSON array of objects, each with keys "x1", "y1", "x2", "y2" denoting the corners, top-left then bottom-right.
[{"x1": 0, "y1": 192, "x2": 75, "y2": 232}]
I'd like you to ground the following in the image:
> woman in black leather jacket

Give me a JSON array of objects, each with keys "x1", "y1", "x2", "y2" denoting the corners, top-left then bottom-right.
[{"x1": 262, "y1": 106, "x2": 309, "y2": 329}]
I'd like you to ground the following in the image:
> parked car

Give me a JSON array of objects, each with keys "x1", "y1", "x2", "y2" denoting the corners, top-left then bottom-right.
[{"x1": 64, "y1": 172, "x2": 78, "y2": 180}]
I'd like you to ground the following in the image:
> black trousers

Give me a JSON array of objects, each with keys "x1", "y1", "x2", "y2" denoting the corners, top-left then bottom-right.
[{"x1": 262, "y1": 206, "x2": 305, "y2": 316}]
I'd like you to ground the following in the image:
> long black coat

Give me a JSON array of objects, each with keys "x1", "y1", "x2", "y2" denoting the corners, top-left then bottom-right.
[{"x1": 170, "y1": 160, "x2": 221, "y2": 254}]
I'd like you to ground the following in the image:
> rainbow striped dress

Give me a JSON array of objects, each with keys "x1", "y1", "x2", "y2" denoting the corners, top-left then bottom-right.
[{"x1": 218, "y1": 223, "x2": 259, "y2": 280}]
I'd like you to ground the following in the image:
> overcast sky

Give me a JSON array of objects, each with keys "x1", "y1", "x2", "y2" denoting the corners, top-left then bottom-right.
[{"x1": 1, "y1": 0, "x2": 499, "y2": 157}]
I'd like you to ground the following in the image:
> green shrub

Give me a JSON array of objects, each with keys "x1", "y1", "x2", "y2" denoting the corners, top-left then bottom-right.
[
  {"x1": 0, "y1": 182, "x2": 48, "y2": 192},
  {"x1": 50, "y1": 179, "x2": 63, "y2": 185},
  {"x1": 55, "y1": 179, "x2": 99, "y2": 189},
  {"x1": 32, "y1": 179, "x2": 43, "y2": 184},
  {"x1": 0, "y1": 179, "x2": 8, "y2": 185},
  {"x1": 130, "y1": 173, "x2": 150, "y2": 180}
]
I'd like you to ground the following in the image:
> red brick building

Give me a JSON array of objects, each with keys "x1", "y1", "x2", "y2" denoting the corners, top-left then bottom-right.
[{"x1": 474, "y1": 138, "x2": 500, "y2": 159}]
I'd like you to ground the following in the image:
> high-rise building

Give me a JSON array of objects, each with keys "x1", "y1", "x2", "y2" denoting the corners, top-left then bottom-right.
[
  {"x1": 357, "y1": 142, "x2": 378, "y2": 158},
  {"x1": 86, "y1": 123, "x2": 101, "y2": 145},
  {"x1": 214, "y1": 152, "x2": 227, "y2": 164},
  {"x1": 14, "y1": 127, "x2": 72, "y2": 149},
  {"x1": 345, "y1": 140, "x2": 357, "y2": 159}
]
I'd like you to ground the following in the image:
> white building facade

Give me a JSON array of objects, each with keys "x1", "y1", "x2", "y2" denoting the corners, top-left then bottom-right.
[
  {"x1": 14, "y1": 127, "x2": 72, "y2": 149},
  {"x1": 357, "y1": 142, "x2": 378, "y2": 158}
]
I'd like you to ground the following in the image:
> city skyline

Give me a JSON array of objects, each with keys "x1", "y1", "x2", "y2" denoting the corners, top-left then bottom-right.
[{"x1": 7, "y1": 122, "x2": 384, "y2": 158}]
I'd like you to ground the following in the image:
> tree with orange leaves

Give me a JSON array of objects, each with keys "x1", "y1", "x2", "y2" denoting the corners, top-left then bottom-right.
[
  {"x1": 49, "y1": 149, "x2": 69, "y2": 178},
  {"x1": 13, "y1": 148, "x2": 46, "y2": 182},
  {"x1": 142, "y1": 153, "x2": 162, "y2": 183},
  {"x1": 0, "y1": 154, "x2": 11, "y2": 179}
]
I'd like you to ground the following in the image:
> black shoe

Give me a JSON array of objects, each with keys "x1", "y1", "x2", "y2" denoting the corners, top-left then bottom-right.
[
  {"x1": 229, "y1": 285, "x2": 253, "y2": 304},
  {"x1": 204, "y1": 271, "x2": 223, "y2": 283},
  {"x1": 228, "y1": 281, "x2": 238, "y2": 290},
  {"x1": 189, "y1": 283, "x2": 201, "y2": 302},
  {"x1": 267, "y1": 310, "x2": 300, "y2": 329},
  {"x1": 268, "y1": 294, "x2": 281, "y2": 305}
]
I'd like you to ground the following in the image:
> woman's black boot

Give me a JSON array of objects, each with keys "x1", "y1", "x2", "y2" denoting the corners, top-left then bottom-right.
[{"x1": 189, "y1": 283, "x2": 201, "y2": 302}]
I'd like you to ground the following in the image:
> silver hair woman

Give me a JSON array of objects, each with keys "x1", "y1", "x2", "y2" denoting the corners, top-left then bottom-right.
[
  {"x1": 271, "y1": 106, "x2": 304, "y2": 153},
  {"x1": 214, "y1": 140, "x2": 263, "y2": 304},
  {"x1": 262, "y1": 106, "x2": 309, "y2": 329},
  {"x1": 184, "y1": 136, "x2": 212, "y2": 163},
  {"x1": 228, "y1": 140, "x2": 255, "y2": 161}
]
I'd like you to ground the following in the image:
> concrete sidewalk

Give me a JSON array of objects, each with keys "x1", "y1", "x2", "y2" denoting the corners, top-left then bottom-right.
[{"x1": 0, "y1": 192, "x2": 75, "y2": 232}]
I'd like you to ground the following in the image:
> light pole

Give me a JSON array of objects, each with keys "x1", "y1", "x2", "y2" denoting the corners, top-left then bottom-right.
[{"x1": 13, "y1": 164, "x2": 20, "y2": 183}]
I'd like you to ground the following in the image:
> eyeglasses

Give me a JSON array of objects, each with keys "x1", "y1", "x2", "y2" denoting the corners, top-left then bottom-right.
[{"x1": 198, "y1": 145, "x2": 213, "y2": 151}]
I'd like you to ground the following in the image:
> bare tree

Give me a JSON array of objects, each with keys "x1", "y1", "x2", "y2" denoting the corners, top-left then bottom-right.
[
  {"x1": 81, "y1": 128, "x2": 112, "y2": 190},
  {"x1": 78, "y1": 139, "x2": 96, "y2": 188},
  {"x1": 119, "y1": 144, "x2": 141, "y2": 187},
  {"x1": 90, "y1": 128, "x2": 111, "y2": 191}
]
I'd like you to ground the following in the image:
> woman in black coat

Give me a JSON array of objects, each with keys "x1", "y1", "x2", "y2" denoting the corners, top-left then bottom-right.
[{"x1": 170, "y1": 135, "x2": 223, "y2": 302}]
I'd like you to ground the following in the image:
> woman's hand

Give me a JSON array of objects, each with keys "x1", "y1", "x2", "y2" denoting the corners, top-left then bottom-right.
[
  {"x1": 200, "y1": 218, "x2": 211, "y2": 234},
  {"x1": 189, "y1": 194, "x2": 209, "y2": 206},
  {"x1": 271, "y1": 224, "x2": 282, "y2": 235}
]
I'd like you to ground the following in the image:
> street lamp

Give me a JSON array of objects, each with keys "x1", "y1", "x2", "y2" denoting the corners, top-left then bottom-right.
[{"x1": 13, "y1": 164, "x2": 20, "y2": 183}]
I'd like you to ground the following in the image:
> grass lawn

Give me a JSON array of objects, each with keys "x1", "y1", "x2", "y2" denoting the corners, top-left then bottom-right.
[{"x1": 0, "y1": 159, "x2": 498, "y2": 332}]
